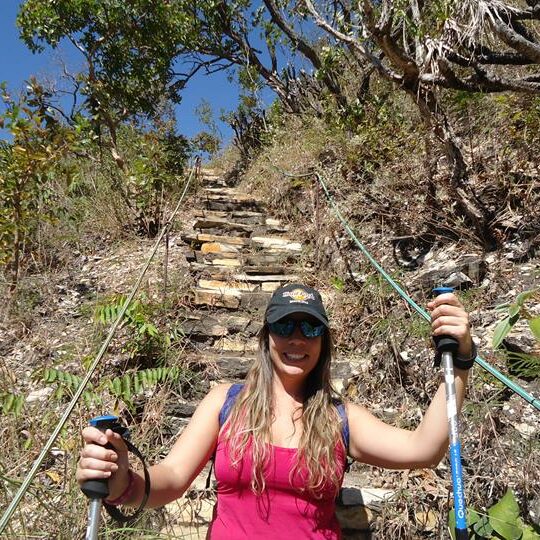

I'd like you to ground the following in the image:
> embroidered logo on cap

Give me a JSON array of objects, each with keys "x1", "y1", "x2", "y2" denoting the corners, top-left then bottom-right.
[{"x1": 282, "y1": 288, "x2": 315, "y2": 304}]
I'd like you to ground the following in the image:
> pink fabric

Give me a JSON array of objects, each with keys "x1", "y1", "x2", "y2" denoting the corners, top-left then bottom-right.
[{"x1": 208, "y1": 434, "x2": 345, "y2": 539}]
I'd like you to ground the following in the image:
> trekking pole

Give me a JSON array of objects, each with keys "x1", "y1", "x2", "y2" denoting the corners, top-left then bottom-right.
[
  {"x1": 433, "y1": 287, "x2": 468, "y2": 540},
  {"x1": 80, "y1": 415, "x2": 130, "y2": 540}
]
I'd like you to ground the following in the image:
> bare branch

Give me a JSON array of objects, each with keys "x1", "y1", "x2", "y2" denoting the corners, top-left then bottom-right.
[
  {"x1": 490, "y1": 18, "x2": 540, "y2": 62},
  {"x1": 302, "y1": 0, "x2": 402, "y2": 83}
]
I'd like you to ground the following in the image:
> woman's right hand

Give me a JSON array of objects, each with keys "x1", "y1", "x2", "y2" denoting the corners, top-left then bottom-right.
[{"x1": 76, "y1": 427, "x2": 131, "y2": 500}]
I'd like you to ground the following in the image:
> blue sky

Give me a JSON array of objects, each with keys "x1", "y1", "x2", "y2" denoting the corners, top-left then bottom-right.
[{"x1": 0, "y1": 1, "x2": 275, "y2": 146}]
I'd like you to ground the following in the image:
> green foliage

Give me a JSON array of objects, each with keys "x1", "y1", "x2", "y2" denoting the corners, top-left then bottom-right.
[
  {"x1": 0, "y1": 83, "x2": 76, "y2": 287},
  {"x1": 449, "y1": 490, "x2": 539, "y2": 540},
  {"x1": 330, "y1": 276, "x2": 345, "y2": 291},
  {"x1": 41, "y1": 367, "x2": 98, "y2": 406},
  {"x1": 192, "y1": 99, "x2": 222, "y2": 159},
  {"x1": 94, "y1": 294, "x2": 165, "y2": 362},
  {"x1": 449, "y1": 90, "x2": 485, "y2": 113},
  {"x1": 492, "y1": 288, "x2": 540, "y2": 378},
  {"x1": 38, "y1": 366, "x2": 185, "y2": 409},
  {"x1": 120, "y1": 126, "x2": 190, "y2": 235},
  {"x1": 17, "y1": 0, "x2": 187, "y2": 119},
  {"x1": 0, "y1": 392, "x2": 25, "y2": 416}
]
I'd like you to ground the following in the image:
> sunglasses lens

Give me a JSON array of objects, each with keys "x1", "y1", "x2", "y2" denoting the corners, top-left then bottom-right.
[
  {"x1": 268, "y1": 320, "x2": 295, "y2": 337},
  {"x1": 299, "y1": 320, "x2": 326, "y2": 338},
  {"x1": 269, "y1": 319, "x2": 325, "y2": 338}
]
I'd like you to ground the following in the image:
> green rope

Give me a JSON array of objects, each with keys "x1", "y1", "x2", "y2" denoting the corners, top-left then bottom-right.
[{"x1": 314, "y1": 170, "x2": 540, "y2": 412}]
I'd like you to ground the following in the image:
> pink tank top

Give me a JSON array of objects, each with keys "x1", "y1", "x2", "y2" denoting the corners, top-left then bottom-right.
[{"x1": 208, "y1": 433, "x2": 345, "y2": 539}]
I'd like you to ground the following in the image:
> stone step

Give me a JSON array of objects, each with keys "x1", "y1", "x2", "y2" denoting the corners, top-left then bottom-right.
[
  {"x1": 180, "y1": 233, "x2": 250, "y2": 247},
  {"x1": 194, "y1": 288, "x2": 272, "y2": 310},
  {"x1": 194, "y1": 253, "x2": 297, "y2": 268},
  {"x1": 251, "y1": 236, "x2": 302, "y2": 251},
  {"x1": 189, "y1": 263, "x2": 301, "y2": 276},
  {"x1": 200, "y1": 168, "x2": 222, "y2": 180},
  {"x1": 197, "y1": 279, "x2": 285, "y2": 293},
  {"x1": 244, "y1": 253, "x2": 298, "y2": 266},
  {"x1": 213, "y1": 335, "x2": 258, "y2": 353},
  {"x1": 178, "y1": 312, "x2": 262, "y2": 338},
  {"x1": 203, "y1": 193, "x2": 261, "y2": 204},
  {"x1": 196, "y1": 251, "x2": 240, "y2": 262},
  {"x1": 195, "y1": 209, "x2": 283, "y2": 228},
  {"x1": 184, "y1": 233, "x2": 301, "y2": 253},
  {"x1": 193, "y1": 218, "x2": 255, "y2": 236},
  {"x1": 198, "y1": 279, "x2": 259, "y2": 292},
  {"x1": 195, "y1": 251, "x2": 242, "y2": 265},
  {"x1": 195, "y1": 223, "x2": 288, "y2": 238},
  {"x1": 208, "y1": 258, "x2": 243, "y2": 267},
  {"x1": 200, "y1": 242, "x2": 241, "y2": 255},
  {"x1": 204, "y1": 199, "x2": 263, "y2": 212},
  {"x1": 194, "y1": 288, "x2": 242, "y2": 309},
  {"x1": 227, "y1": 273, "x2": 298, "y2": 283},
  {"x1": 202, "y1": 187, "x2": 260, "y2": 198},
  {"x1": 203, "y1": 354, "x2": 255, "y2": 380}
]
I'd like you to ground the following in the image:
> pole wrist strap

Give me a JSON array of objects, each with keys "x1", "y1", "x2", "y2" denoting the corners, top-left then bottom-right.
[
  {"x1": 434, "y1": 342, "x2": 477, "y2": 370},
  {"x1": 103, "y1": 439, "x2": 150, "y2": 523}
]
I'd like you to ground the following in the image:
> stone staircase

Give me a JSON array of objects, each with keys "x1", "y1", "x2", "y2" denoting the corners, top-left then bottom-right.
[{"x1": 163, "y1": 170, "x2": 390, "y2": 539}]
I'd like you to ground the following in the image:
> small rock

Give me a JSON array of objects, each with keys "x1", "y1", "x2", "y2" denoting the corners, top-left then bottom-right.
[
  {"x1": 26, "y1": 387, "x2": 54, "y2": 403},
  {"x1": 515, "y1": 422, "x2": 536, "y2": 439}
]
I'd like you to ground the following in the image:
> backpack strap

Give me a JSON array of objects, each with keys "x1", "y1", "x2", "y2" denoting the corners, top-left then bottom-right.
[
  {"x1": 205, "y1": 383, "x2": 244, "y2": 491},
  {"x1": 336, "y1": 401, "x2": 353, "y2": 473},
  {"x1": 336, "y1": 402, "x2": 350, "y2": 451},
  {"x1": 218, "y1": 383, "x2": 244, "y2": 427}
]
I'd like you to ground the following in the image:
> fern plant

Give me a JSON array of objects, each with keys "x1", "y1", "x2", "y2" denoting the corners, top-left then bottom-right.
[
  {"x1": 38, "y1": 366, "x2": 187, "y2": 409},
  {"x1": 93, "y1": 294, "x2": 163, "y2": 364},
  {"x1": 41, "y1": 367, "x2": 100, "y2": 407},
  {"x1": 94, "y1": 294, "x2": 159, "y2": 336},
  {"x1": 0, "y1": 392, "x2": 25, "y2": 416}
]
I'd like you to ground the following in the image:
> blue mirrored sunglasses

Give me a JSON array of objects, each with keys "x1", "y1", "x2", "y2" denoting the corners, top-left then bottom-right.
[{"x1": 268, "y1": 318, "x2": 326, "y2": 339}]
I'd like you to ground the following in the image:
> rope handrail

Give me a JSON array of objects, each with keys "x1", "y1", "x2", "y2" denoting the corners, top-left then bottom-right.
[
  {"x1": 0, "y1": 162, "x2": 199, "y2": 535},
  {"x1": 311, "y1": 168, "x2": 540, "y2": 412}
]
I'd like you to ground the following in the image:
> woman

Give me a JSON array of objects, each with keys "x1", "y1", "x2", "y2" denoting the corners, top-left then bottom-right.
[{"x1": 77, "y1": 283, "x2": 475, "y2": 538}]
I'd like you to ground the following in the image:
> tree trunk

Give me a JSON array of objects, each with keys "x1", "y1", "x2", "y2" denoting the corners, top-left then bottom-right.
[
  {"x1": 9, "y1": 184, "x2": 22, "y2": 292},
  {"x1": 408, "y1": 82, "x2": 498, "y2": 249}
]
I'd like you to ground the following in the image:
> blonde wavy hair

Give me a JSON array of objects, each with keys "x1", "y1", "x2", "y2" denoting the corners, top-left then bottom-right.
[{"x1": 223, "y1": 324, "x2": 346, "y2": 497}]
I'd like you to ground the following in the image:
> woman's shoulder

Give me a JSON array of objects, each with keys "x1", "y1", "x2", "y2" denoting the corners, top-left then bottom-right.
[
  {"x1": 340, "y1": 400, "x2": 372, "y2": 418},
  {"x1": 201, "y1": 382, "x2": 236, "y2": 409},
  {"x1": 188, "y1": 383, "x2": 235, "y2": 423}
]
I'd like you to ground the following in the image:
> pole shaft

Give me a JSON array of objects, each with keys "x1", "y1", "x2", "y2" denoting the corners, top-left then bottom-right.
[
  {"x1": 442, "y1": 351, "x2": 468, "y2": 537},
  {"x1": 85, "y1": 499, "x2": 102, "y2": 540}
]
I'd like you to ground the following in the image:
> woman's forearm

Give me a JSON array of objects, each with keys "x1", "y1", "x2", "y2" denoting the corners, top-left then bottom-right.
[
  {"x1": 412, "y1": 368, "x2": 470, "y2": 466},
  {"x1": 121, "y1": 462, "x2": 186, "y2": 509}
]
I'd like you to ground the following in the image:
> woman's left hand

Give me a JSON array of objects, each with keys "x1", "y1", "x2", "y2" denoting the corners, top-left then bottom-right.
[{"x1": 427, "y1": 292, "x2": 473, "y2": 358}]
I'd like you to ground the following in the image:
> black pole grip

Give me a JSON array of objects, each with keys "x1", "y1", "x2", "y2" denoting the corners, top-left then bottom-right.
[
  {"x1": 455, "y1": 528, "x2": 469, "y2": 540},
  {"x1": 432, "y1": 287, "x2": 460, "y2": 354},
  {"x1": 80, "y1": 415, "x2": 130, "y2": 500}
]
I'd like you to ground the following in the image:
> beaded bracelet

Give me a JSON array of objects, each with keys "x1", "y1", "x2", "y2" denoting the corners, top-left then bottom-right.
[{"x1": 105, "y1": 469, "x2": 135, "y2": 506}]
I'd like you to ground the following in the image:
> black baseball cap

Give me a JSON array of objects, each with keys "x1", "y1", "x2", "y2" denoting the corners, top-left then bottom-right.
[{"x1": 265, "y1": 284, "x2": 329, "y2": 327}]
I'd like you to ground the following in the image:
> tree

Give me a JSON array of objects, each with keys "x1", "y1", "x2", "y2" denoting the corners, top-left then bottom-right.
[
  {"x1": 302, "y1": 0, "x2": 540, "y2": 248},
  {"x1": 0, "y1": 84, "x2": 75, "y2": 290},
  {"x1": 17, "y1": 1, "x2": 195, "y2": 235},
  {"x1": 17, "y1": 0, "x2": 187, "y2": 168}
]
